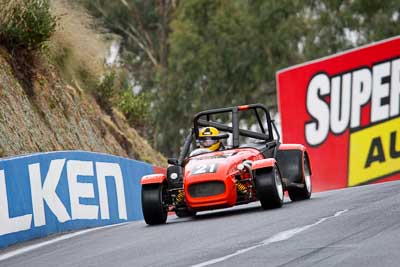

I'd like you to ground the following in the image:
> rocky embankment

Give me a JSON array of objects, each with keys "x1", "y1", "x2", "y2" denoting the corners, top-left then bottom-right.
[{"x1": 0, "y1": 47, "x2": 165, "y2": 166}]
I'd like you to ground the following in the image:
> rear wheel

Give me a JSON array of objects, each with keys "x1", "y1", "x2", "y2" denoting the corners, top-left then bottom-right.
[
  {"x1": 142, "y1": 183, "x2": 168, "y2": 225},
  {"x1": 288, "y1": 153, "x2": 312, "y2": 201},
  {"x1": 255, "y1": 165, "x2": 284, "y2": 209}
]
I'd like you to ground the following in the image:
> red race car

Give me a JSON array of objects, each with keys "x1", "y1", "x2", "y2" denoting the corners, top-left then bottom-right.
[{"x1": 141, "y1": 104, "x2": 312, "y2": 225}]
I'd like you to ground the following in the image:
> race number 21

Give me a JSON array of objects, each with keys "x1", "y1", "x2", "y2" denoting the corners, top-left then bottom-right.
[{"x1": 191, "y1": 163, "x2": 218, "y2": 175}]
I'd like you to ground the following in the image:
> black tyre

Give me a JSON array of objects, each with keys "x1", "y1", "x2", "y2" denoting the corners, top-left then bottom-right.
[
  {"x1": 175, "y1": 207, "x2": 197, "y2": 218},
  {"x1": 142, "y1": 183, "x2": 168, "y2": 225},
  {"x1": 255, "y1": 165, "x2": 284, "y2": 209},
  {"x1": 288, "y1": 153, "x2": 312, "y2": 201}
]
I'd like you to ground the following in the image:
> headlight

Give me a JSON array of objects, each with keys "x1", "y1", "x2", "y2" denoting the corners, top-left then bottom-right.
[
  {"x1": 167, "y1": 165, "x2": 183, "y2": 188},
  {"x1": 237, "y1": 163, "x2": 245, "y2": 171}
]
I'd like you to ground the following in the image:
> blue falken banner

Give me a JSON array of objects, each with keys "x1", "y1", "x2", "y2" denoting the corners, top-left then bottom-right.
[{"x1": 0, "y1": 151, "x2": 155, "y2": 249}]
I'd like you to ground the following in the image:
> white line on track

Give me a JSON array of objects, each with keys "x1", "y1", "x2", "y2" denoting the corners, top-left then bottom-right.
[
  {"x1": 0, "y1": 222, "x2": 129, "y2": 262},
  {"x1": 191, "y1": 209, "x2": 348, "y2": 267}
]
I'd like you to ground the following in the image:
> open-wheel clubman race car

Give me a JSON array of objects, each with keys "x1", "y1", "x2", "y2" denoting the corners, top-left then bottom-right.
[{"x1": 141, "y1": 104, "x2": 312, "y2": 225}]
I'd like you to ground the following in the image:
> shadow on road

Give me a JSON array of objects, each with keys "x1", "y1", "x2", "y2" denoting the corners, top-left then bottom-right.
[
  {"x1": 154, "y1": 197, "x2": 319, "y2": 226},
  {"x1": 194, "y1": 205, "x2": 264, "y2": 220}
]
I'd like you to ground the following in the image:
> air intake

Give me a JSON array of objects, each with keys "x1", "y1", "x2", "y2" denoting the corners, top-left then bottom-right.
[{"x1": 188, "y1": 181, "x2": 225, "y2": 198}]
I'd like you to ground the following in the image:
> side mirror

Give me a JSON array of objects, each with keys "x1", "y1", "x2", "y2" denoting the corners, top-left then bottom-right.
[{"x1": 167, "y1": 158, "x2": 178, "y2": 165}]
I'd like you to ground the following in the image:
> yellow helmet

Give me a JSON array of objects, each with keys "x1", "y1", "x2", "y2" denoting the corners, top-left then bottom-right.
[{"x1": 199, "y1": 127, "x2": 222, "y2": 151}]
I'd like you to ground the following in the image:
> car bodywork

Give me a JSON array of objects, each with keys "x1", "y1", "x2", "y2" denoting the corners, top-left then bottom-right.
[{"x1": 141, "y1": 104, "x2": 312, "y2": 225}]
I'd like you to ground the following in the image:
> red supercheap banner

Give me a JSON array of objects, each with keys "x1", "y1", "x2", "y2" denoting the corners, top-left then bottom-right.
[{"x1": 277, "y1": 36, "x2": 400, "y2": 192}]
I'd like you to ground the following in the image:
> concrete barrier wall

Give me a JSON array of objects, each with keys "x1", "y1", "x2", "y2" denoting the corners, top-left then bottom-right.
[{"x1": 0, "y1": 151, "x2": 155, "y2": 248}]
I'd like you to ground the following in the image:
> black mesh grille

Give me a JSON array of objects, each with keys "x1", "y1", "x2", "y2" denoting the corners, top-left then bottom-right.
[{"x1": 188, "y1": 181, "x2": 225, "y2": 198}]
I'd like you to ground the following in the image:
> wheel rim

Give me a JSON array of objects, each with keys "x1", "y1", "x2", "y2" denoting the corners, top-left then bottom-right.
[
  {"x1": 305, "y1": 175, "x2": 311, "y2": 193},
  {"x1": 275, "y1": 168, "x2": 284, "y2": 200},
  {"x1": 304, "y1": 154, "x2": 311, "y2": 194}
]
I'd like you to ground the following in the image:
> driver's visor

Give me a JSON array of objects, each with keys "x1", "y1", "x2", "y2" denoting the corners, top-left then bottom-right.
[{"x1": 199, "y1": 137, "x2": 218, "y2": 148}]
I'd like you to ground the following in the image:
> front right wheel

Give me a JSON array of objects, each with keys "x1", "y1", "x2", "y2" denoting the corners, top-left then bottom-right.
[
  {"x1": 142, "y1": 183, "x2": 168, "y2": 225},
  {"x1": 255, "y1": 165, "x2": 284, "y2": 209}
]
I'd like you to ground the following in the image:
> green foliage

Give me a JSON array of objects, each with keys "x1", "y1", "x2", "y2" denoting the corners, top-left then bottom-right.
[
  {"x1": 0, "y1": 0, "x2": 58, "y2": 51},
  {"x1": 93, "y1": 69, "x2": 151, "y2": 128},
  {"x1": 300, "y1": 0, "x2": 400, "y2": 59},
  {"x1": 118, "y1": 89, "x2": 150, "y2": 128},
  {"x1": 158, "y1": 0, "x2": 306, "y2": 155},
  {"x1": 93, "y1": 71, "x2": 117, "y2": 114},
  {"x1": 76, "y1": 0, "x2": 170, "y2": 91}
]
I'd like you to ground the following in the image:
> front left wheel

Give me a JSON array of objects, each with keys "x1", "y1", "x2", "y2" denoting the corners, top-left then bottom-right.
[{"x1": 142, "y1": 183, "x2": 168, "y2": 225}]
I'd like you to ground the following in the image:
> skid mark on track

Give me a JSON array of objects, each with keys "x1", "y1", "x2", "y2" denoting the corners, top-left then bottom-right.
[
  {"x1": 191, "y1": 209, "x2": 348, "y2": 267},
  {"x1": 278, "y1": 216, "x2": 400, "y2": 267},
  {"x1": 277, "y1": 227, "x2": 367, "y2": 267}
]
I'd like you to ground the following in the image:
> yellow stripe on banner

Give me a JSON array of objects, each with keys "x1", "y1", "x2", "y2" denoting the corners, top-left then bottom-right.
[{"x1": 348, "y1": 117, "x2": 400, "y2": 186}]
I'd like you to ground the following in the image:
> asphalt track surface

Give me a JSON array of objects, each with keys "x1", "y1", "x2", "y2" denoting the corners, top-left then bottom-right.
[{"x1": 1, "y1": 180, "x2": 400, "y2": 267}]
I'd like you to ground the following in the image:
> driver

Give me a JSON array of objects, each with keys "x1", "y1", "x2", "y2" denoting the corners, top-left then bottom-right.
[{"x1": 198, "y1": 127, "x2": 225, "y2": 151}]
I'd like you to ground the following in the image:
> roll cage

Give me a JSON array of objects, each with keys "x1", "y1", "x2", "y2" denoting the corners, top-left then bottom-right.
[{"x1": 175, "y1": 104, "x2": 280, "y2": 165}]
